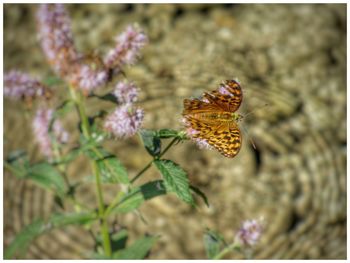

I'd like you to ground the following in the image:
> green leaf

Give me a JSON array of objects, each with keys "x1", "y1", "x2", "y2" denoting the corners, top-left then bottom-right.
[
  {"x1": 5, "y1": 157, "x2": 67, "y2": 196},
  {"x1": 5, "y1": 150, "x2": 30, "y2": 178},
  {"x1": 111, "y1": 229, "x2": 129, "y2": 252},
  {"x1": 113, "y1": 235, "x2": 158, "y2": 259},
  {"x1": 49, "y1": 212, "x2": 97, "y2": 227},
  {"x1": 27, "y1": 163, "x2": 66, "y2": 197},
  {"x1": 4, "y1": 212, "x2": 97, "y2": 259},
  {"x1": 55, "y1": 147, "x2": 82, "y2": 165},
  {"x1": 153, "y1": 159, "x2": 194, "y2": 205},
  {"x1": 140, "y1": 180, "x2": 167, "y2": 200},
  {"x1": 89, "y1": 111, "x2": 108, "y2": 135},
  {"x1": 84, "y1": 147, "x2": 129, "y2": 184},
  {"x1": 203, "y1": 229, "x2": 225, "y2": 259},
  {"x1": 6, "y1": 150, "x2": 27, "y2": 163},
  {"x1": 139, "y1": 129, "x2": 161, "y2": 157},
  {"x1": 4, "y1": 219, "x2": 44, "y2": 259},
  {"x1": 97, "y1": 155, "x2": 129, "y2": 185},
  {"x1": 111, "y1": 188, "x2": 144, "y2": 214},
  {"x1": 156, "y1": 129, "x2": 180, "y2": 139},
  {"x1": 109, "y1": 180, "x2": 167, "y2": 215},
  {"x1": 91, "y1": 92, "x2": 118, "y2": 104},
  {"x1": 79, "y1": 136, "x2": 101, "y2": 155},
  {"x1": 190, "y1": 185, "x2": 210, "y2": 207},
  {"x1": 54, "y1": 100, "x2": 75, "y2": 118}
]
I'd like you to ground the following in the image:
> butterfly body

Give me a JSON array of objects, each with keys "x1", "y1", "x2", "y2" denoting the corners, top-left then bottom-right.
[
  {"x1": 182, "y1": 79, "x2": 243, "y2": 158},
  {"x1": 187, "y1": 112, "x2": 242, "y2": 123}
]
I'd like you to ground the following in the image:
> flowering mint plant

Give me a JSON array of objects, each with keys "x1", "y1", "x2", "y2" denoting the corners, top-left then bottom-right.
[
  {"x1": 204, "y1": 218, "x2": 265, "y2": 259},
  {"x1": 4, "y1": 4, "x2": 209, "y2": 259}
]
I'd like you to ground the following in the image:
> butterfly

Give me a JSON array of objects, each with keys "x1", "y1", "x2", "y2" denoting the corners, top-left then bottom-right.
[{"x1": 182, "y1": 79, "x2": 243, "y2": 158}]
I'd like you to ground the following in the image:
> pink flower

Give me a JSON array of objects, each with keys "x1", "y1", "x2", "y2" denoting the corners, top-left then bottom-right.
[
  {"x1": 104, "y1": 103, "x2": 144, "y2": 138},
  {"x1": 104, "y1": 24, "x2": 148, "y2": 69},
  {"x1": 73, "y1": 64, "x2": 108, "y2": 93},
  {"x1": 113, "y1": 81, "x2": 139, "y2": 104},
  {"x1": 192, "y1": 137, "x2": 214, "y2": 150},
  {"x1": 234, "y1": 219, "x2": 264, "y2": 247},
  {"x1": 4, "y1": 70, "x2": 50, "y2": 101},
  {"x1": 36, "y1": 4, "x2": 79, "y2": 77},
  {"x1": 32, "y1": 107, "x2": 69, "y2": 158}
]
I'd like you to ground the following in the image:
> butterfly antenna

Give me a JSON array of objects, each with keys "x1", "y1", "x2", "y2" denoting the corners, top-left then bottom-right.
[
  {"x1": 244, "y1": 103, "x2": 269, "y2": 119},
  {"x1": 241, "y1": 104, "x2": 269, "y2": 149},
  {"x1": 241, "y1": 124, "x2": 257, "y2": 150}
]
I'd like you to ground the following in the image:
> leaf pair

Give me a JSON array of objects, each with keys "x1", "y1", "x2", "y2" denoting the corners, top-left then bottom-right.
[{"x1": 139, "y1": 129, "x2": 180, "y2": 157}]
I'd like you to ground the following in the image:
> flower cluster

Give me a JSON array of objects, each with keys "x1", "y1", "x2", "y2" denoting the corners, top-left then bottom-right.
[
  {"x1": 234, "y1": 218, "x2": 264, "y2": 247},
  {"x1": 5, "y1": 4, "x2": 148, "y2": 159},
  {"x1": 4, "y1": 70, "x2": 50, "y2": 101},
  {"x1": 73, "y1": 63, "x2": 109, "y2": 94},
  {"x1": 104, "y1": 103, "x2": 144, "y2": 138},
  {"x1": 36, "y1": 4, "x2": 78, "y2": 77},
  {"x1": 113, "y1": 81, "x2": 139, "y2": 104},
  {"x1": 104, "y1": 81, "x2": 144, "y2": 138},
  {"x1": 36, "y1": 4, "x2": 147, "y2": 94},
  {"x1": 32, "y1": 107, "x2": 69, "y2": 158},
  {"x1": 104, "y1": 25, "x2": 148, "y2": 69}
]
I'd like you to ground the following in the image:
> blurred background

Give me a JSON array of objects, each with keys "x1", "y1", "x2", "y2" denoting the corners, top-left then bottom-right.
[{"x1": 4, "y1": 4, "x2": 346, "y2": 259}]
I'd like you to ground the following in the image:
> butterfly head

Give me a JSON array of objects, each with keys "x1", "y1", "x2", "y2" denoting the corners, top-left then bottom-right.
[{"x1": 232, "y1": 113, "x2": 243, "y2": 122}]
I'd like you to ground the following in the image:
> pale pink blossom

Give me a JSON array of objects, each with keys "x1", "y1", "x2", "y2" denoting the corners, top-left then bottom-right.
[
  {"x1": 113, "y1": 81, "x2": 139, "y2": 104},
  {"x1": 73, "y1": 64, "x2": 108, "y2": 93},
  {"x1": 104, "y1": 103, "x2": 144, "y2": 138},
  {"x1": 36, "y1": 4, "x2": 79, "y2": 77},
  {"x1": 104, "y1": 24, "x2": 148, "y2": 69},
  {"x1": 4, "y1": 70, "x2": 49, "y2": 101},
  {"x1": 234, "y1": 219, "x2": 264, "y2": 247},
  {"x1": 32, "y1": 107, "x2": 69, "y2": 158}
]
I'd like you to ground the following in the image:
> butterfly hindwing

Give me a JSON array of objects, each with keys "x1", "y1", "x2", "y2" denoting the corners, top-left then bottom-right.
[
  {"x1": 205, "y1": 122, "x2": 242, "y2": 158},
  {"x1": 184, "y1": 116, "x2": 242, "y2": 158}
]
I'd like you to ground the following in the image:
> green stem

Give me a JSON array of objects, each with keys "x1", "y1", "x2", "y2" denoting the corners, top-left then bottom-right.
[
  {"x1": 159, "y1": 137, "x2": 179, "y2": 158},
  {"x1": 70, "y1": 86, "x2": 112, "y2": 257},
  {"x1": 52, "y1": 140, "x2": 71, "y2": 188},
  {"x1": 130, "y1": 161, "x2": 152, "y2": 184},
  {"x1": 92, "y1": 160, "x2": 112, "y2": 257},
  {"x1": 130, "y1": 137, "x2": 179, "y2": 184},
  {"x1": 213, "y1": 242, "x2": 240, "y2": 260},
  {"x1": 104, "y1": 192, "x2": 124, "y2": 217}
]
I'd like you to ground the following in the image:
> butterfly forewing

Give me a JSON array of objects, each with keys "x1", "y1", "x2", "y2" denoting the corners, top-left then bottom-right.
[
  {"x1": 183, "y1": 98, "x2": 223, "y2": 115},
  {"x1": 203, "y1": 80, "x2": 242, "y2": 113}
]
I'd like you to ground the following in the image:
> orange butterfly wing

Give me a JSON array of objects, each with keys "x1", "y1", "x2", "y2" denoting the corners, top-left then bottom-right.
[{"x1": 182, "y1": 80, "x2": 243, "y2": 158}]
